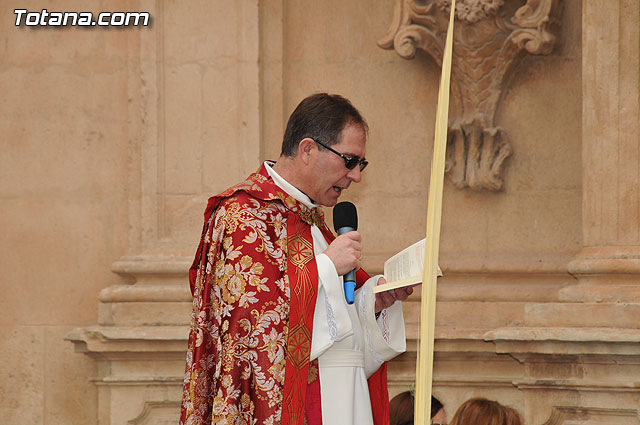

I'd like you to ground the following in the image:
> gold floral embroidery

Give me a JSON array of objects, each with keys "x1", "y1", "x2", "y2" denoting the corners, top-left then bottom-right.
[
  {"x1": 307, "y1": 360, "x2": 319, "y2": 384},
  {"x1": 288, "y1": 232, "x2": 314, "y2": 269},
  {"x1": 183, "y1": 167, "x2": 331, "y2": 425},
  {"x1": 287, "y1": 323, "x2": 312, "y2": 368},
  {"x1": 297, "y1": 207, "x2": 324, "y2": 227}
]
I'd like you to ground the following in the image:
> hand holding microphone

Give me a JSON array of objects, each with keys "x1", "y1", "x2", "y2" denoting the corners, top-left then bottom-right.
[
  {"x1": 323, "y1": 231, "x2": 362, "y2": 275},
  {"x1": 325, "y1": 201, "x2": 361, "y2": 304}
]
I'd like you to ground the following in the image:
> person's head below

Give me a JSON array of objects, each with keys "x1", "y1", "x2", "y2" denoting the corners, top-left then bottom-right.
[
  {"x1": 274, "y1": 93, "x2": 369, "y2": 207},
  {"x1": 450, "y1": 398, "x2": 522, "y2": 425},
  {"x1": 389, "y1": 391, "x2": 446, "y2": 425}
]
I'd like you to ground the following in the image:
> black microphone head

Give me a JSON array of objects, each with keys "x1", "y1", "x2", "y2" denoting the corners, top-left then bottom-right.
[{"x1": 333, "y1": 201, "x2": 358, "y2": 232}]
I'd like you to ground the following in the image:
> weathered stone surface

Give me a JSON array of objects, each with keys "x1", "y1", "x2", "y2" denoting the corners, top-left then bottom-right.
[
  {"x1": 0, "y1": 326, "x2": 45, "y2": 425},
  {"x1": 2, "y1": 0, "x2": 639, "y2": 424}
]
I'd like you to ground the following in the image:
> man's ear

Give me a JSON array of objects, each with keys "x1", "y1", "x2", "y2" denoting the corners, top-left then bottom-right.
[{"x1": 297, "y1": 138, "x2": 316, "y2": 165}]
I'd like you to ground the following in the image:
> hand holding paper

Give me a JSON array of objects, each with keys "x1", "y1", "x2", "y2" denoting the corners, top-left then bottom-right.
[
  {"x1": 374, "y1": 276, "x2": 414, "y2": 313},
  {"x1": 373, "y1": 238, "x2": 442, "y2": 294}
]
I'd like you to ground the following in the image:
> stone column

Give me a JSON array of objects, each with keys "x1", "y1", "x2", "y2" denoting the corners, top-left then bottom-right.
[{"x1": 565, "y1": 0, "x2": 640, "y2": 301}]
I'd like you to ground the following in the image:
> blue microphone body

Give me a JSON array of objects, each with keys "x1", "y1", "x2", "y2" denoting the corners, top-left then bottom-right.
[
  {"x1": 336, "y1": 226, "x2": 356, "y2": 304},
  {"x1": 333, "y1": 201, "x2": 358, "y2": 305}
]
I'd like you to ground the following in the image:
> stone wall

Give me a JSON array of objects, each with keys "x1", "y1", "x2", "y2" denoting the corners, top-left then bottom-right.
[
  {"x1": 1, "y1": 1, "x2": 133, "y2": 423},
  {"x1": 1, "y1": 0, "x2": 638, "y2": 424}
]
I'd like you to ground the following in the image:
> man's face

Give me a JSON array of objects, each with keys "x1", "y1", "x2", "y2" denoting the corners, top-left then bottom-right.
[{"x1": 308, "y1": 123, "x2": 366, "y2": 207}]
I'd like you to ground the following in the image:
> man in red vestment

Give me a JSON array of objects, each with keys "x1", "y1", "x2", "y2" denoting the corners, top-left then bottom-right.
[{"x1": 180, "y1": 93, "x2": 413, "y2": 425}]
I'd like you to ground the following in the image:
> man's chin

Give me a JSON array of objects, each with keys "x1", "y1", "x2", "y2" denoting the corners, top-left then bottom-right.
[
  {"x1": 315, "y1": 188, "x2": 345, "y2": 207},
  {"x1": 318, "y1": 195, "x2": 339, "y2": 207},
  {"x1": 318, "y1": 200, "x2": 337, "y2": 207}
]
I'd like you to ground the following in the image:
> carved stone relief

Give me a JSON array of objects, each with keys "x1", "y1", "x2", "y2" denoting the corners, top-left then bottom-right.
[{"x1": 379, "y1": 0, "x2": 561, "y2": 190}]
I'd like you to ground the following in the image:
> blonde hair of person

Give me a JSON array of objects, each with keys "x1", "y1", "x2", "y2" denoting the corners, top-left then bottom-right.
[{"x1": 450, "y1": 398, "x2": 522, "y2": 425}]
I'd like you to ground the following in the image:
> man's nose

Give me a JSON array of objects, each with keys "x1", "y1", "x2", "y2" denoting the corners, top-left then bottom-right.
[{"x1": 347, "y1": 166, "x2": 362, "y2": 183}]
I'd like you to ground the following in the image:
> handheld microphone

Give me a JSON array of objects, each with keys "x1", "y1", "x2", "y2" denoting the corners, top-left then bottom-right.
[{"x1": 333, "y1": 201, "x2": 358, "y2": 305}]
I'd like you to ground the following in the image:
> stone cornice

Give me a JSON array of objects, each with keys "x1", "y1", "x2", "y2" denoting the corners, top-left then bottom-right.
[
  {"x1": 365, "y1": 251, "x2": 575, "y2": 275},
  {"x1": 111, "y1": 256, "x2": 191, "y2": 285},
  {"x1": 65, "y1": 325, "x2": 188, "y2": 356}
]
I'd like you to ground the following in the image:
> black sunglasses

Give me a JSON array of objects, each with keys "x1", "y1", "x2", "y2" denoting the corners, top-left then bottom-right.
[{"x1": 313, "y1": 139, "x2": 368, "y2": 171}]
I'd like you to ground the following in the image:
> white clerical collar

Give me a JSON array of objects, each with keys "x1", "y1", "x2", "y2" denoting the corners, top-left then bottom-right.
[{"x1": 264, "y1": 161, "x2": 318, "y2": 209}]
